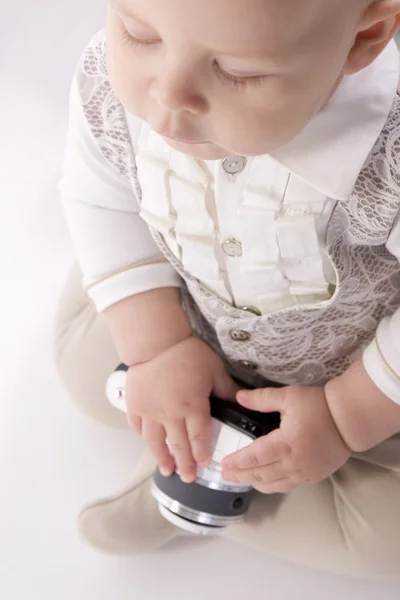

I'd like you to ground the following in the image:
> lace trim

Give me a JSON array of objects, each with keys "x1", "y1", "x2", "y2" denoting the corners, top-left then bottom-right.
[{"x1": 79, "y1": 31, "x2": 142, "y2": 203}]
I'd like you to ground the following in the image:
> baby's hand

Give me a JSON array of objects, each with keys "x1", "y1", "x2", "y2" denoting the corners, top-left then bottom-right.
[
  {"x1": 222, "y1": 386, "x2": 351, "y2": 494},
  {"x1": 126, "y1": 337, "x2": 239, "y2": 483}
]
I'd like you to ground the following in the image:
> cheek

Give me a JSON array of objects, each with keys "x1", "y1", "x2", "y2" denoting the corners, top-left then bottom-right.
[
  {"x1": 214, "y1": 96, "x2": 310, "y2": 155},
  {"x1": 106, "y1": 25, "x2": 147, "y2": 115},
  {"x1": 218, "y1": 74, "x2": 333, "y2": 155},
  {"x1": 108, "y1": 50, "x2": 147, "y2": 115}
]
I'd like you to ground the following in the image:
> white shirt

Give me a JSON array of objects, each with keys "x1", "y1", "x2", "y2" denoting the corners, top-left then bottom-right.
[{"x1": 59, "y1": 38, "x2": 400, "y2": 403}]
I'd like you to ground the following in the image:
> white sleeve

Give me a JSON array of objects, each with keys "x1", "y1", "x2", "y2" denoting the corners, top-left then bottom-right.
[
  {"x1": 363, "y1": 211, "x2": 400, "y2": 404},
  {"x1": 58, "y1": 70, "x2": 181, "y2": 313}
]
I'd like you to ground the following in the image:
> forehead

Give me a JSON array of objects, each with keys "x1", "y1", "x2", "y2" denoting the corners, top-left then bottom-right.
[{"x1": 112, "y1": 0, "x2": 334, "y2": 54}]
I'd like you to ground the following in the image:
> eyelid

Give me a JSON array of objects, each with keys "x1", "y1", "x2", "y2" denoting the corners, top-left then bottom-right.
[
  {"x1": 218, "y1": 65, "x2": 269, "y2": 79},
  {"x1": 214, "y1": 61, "x2": 268, "y2": 85},
  {"x1": 114, "y1": 5, "x2": 157, "y2": 33},
  {"x1": 120, "y1": 23, "x2": 161, "y2": 45},
  {"x1": 224, "y1": 69, "x2": 267, "y2": 80},
  {"x1": 117, "y1": 13, "x2": 161, "y2": 42},
  {"x1": 131, "y1": 33, "x2": 161, "y2": 44}
]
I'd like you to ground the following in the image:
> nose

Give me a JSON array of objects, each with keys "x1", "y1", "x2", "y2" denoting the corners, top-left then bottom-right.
[{"x1": 149, "y1": 66, "x2": 208, "y2": 115}]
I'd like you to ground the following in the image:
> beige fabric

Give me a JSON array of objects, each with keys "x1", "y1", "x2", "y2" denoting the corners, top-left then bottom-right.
[
  {"x1": 54, "y1": 264, "x2": 400, "y2": 576},
  {"x1": 77, "y1": 451, "x2": 180, "y2": 555},
  {"x1": 225, "y1": 439, "x2": 400, "y2": 576},
  {"x1": 54, "y1": 262, "x2": 127, "y2": 429}
]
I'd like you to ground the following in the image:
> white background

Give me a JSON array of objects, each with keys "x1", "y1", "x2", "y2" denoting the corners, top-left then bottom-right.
[{"x1": 1, "y1": 1, "x2": 399, "y2": 598}]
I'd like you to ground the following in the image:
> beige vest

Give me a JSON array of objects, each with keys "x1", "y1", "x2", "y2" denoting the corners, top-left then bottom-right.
[{"x1": 80, "y1": 34, "x2": 400, "y2": 387}]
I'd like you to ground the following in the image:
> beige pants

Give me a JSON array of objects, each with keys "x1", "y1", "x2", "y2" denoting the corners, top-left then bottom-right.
[{"x1": 54, "y1": 263, "x2": 400, "y2": 577}]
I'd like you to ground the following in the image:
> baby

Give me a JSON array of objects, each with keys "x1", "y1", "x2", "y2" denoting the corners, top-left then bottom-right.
[{"x1": 56, "y1": 0, "x2": 400, "y2": 576}]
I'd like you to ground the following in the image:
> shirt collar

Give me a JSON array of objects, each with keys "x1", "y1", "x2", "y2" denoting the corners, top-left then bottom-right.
[{"x1": 270, "y1": 40, "x2": 400, "y2": 201}]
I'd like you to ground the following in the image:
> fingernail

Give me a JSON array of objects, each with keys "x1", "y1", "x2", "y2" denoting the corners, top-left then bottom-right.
[
  {"x1": 181, "y1": 474, "x2": 195, "y2": 484},
  {"x1": 160, "y1": 466, "x2": 173, "y2": 477},
  {"x1": 237, "y1": 390, "x2": 249, "y2": 402}
]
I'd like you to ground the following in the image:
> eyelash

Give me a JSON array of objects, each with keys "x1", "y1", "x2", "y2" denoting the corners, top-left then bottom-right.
[
  {"x1": 120, "y1": 25, "x2": 268, "y2": 90},
  {"x1": 120, "y1": 25, "x2": 159, "y2": 47},
  {"x1": 213, "y1": 62, "x2": 267, "y2": 89}
]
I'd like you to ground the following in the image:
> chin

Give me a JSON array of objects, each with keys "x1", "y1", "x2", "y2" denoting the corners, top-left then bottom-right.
[{"x1": 162, "y1": 138, "x2": 232, "y2": 160}]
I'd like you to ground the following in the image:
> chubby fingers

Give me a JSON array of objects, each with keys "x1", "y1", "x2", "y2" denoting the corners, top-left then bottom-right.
[
  {"x1": 222, "y1": 429, "x2": 288, "y2": 472},
  {"x1": 166, "y1": 420, "x2": 198, "y2": 483},
  {"x1": 128, "y1": 414, "x2": 143, "y2": 436},
  {"x1": 186, "y1": 412, "x2": 212, "y2": 468},
  {"x1": 242, "y1": 476, "x2": 297, "y2": 495},
  {"x1": 236, "y1": 386, "x2": 286, "y2": 413},
  {"x1": 221, "y1": 430, "x2": 298, "y2": 494},
  {"x1": 141, "y1": 421, "x2": 175, "y2": 477},
  {"x1": 223, "y1": 463, "x2": 298, "y2": 494}
]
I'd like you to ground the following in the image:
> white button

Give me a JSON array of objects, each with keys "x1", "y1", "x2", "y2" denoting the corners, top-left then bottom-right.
[
  {"x1": 222, "y1": 238, "x2": 243, "y2": 257},
  {"x1": 222, "y1": 156, "x2": 247, "y2": 176},
  {"x1": 230, "y1": 329, "x2": 251, "y2": 342}
]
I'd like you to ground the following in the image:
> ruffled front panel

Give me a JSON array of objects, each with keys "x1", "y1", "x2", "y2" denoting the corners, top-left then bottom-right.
[{"x1": 135, "y1": 130, "x2": 333, "y2": 315}]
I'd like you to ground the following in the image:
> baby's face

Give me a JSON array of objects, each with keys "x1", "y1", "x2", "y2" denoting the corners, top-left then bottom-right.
[{"x1": 106, "y1": 0, "x2": 370, "y2": 159}]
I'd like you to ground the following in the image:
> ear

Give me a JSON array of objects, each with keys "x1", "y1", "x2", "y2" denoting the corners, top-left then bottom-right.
[{"x1": 344, "y1": 0, "x2": 400, "y2": 75}]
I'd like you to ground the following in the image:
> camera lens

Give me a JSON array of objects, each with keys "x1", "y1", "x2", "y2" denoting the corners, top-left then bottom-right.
[{"x1": 232, "y1": 497, "x2": 244, "y2": 510}]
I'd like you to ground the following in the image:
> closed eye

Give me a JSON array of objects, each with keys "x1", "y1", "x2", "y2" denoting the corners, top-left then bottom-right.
[
  {"x1": 120, "y1": 24, "x2": 161, "y2": 47},
  {"x1": 213, "y1": 61, "x2": 269, "y2": 89}
]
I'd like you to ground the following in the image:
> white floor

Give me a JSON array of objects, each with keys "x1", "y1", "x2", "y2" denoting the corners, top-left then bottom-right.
[{"x1": 1, "y1": 2, "x2": 399, "y2": 598}]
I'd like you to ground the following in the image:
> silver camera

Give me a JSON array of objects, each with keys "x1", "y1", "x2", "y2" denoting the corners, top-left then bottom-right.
[{"x1": 106, "y1": 364, "x2": 280, "y2": 536}]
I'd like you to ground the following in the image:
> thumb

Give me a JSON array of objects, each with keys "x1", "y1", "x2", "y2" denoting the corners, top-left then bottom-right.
[
  {"x1": 236, "y1": 387, "x2": 285, "y2": 413},
  {"x1": 212, "y1": 369, "x2": 241, "y2": 402}
]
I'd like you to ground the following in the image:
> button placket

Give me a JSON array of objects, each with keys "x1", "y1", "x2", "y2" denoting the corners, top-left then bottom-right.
[{"x1": 216, "y1": 155, "x2": 249, "y2": 311}]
